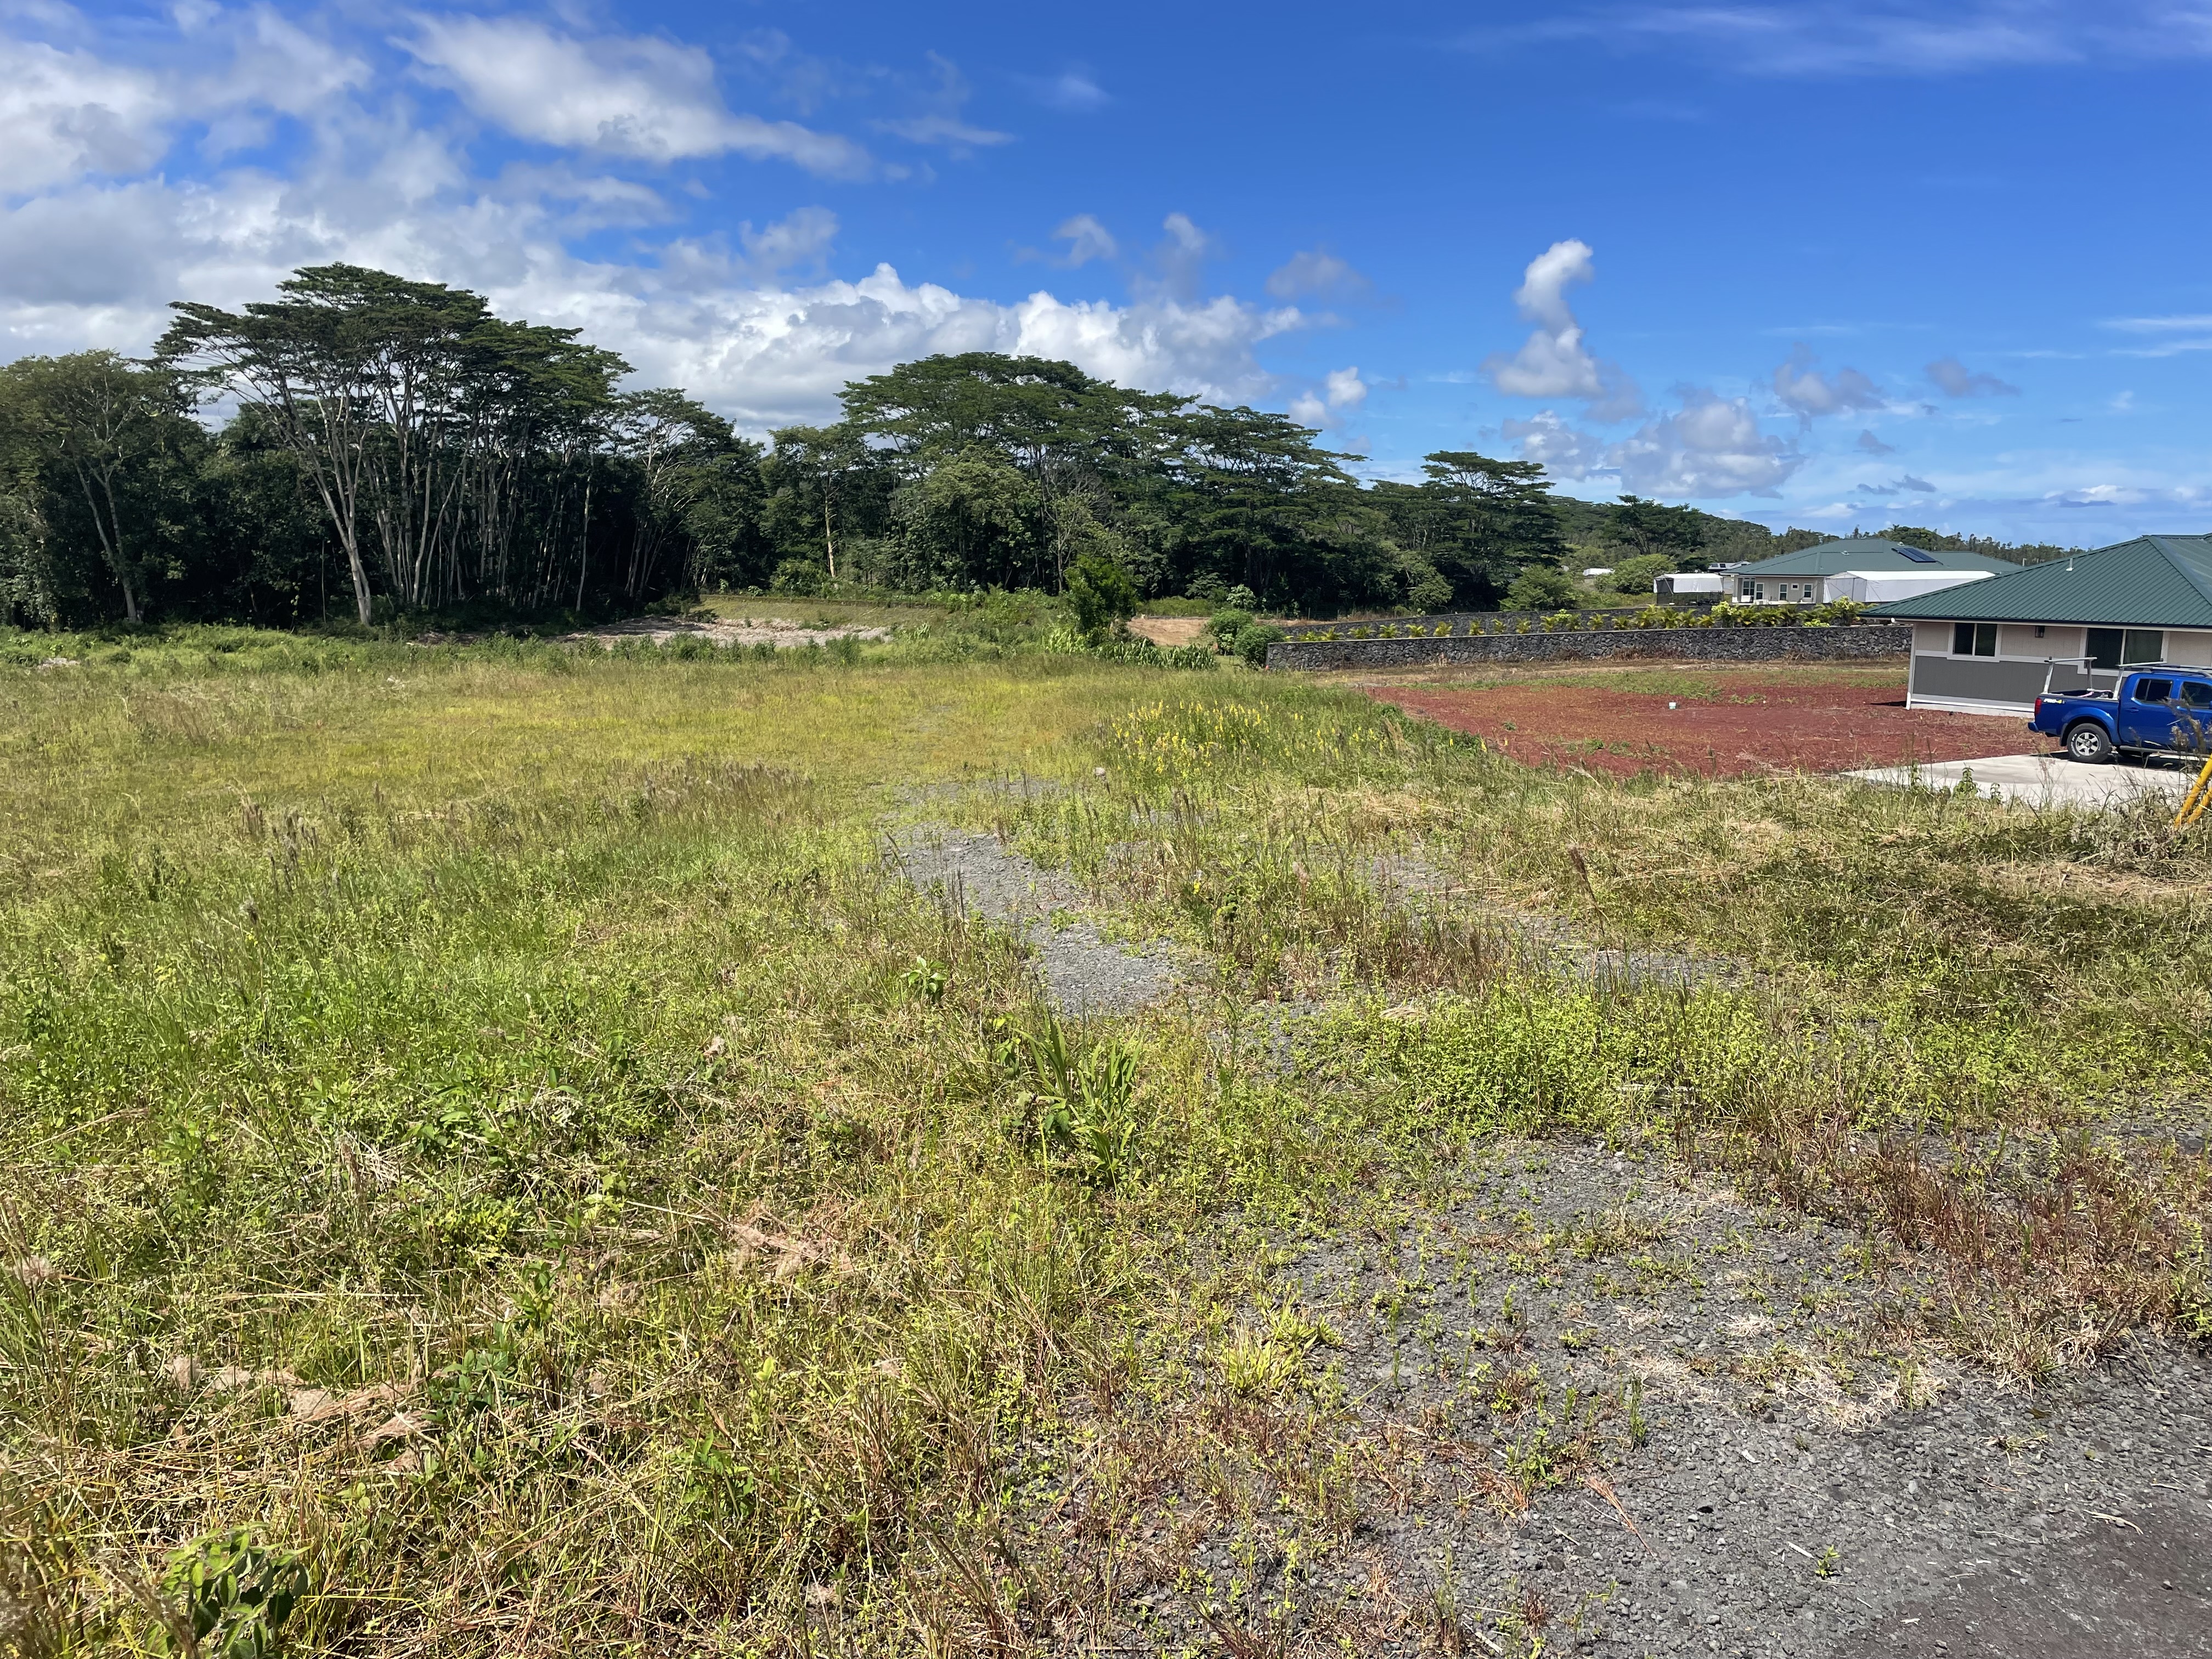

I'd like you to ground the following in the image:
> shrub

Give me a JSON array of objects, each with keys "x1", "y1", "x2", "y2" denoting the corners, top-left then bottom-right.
[
  {"x1": 1503, "y1": 566, "x2": 1583, "y2": 612},
  {"x1": 770, "y1": 559, "x2": 825, "y2": 596},
  {"x1": 1205, "y1": 606, "x2": 1256, "y2": 647},
  {"x1": 1065, "y1": 552, "x2": 1139, "y2": 638},
  {"x1": 1231, "y1": 622, "x2": 1286, "y2": 666},
  {"x1": 1406, "y1": 569, "x2": 1454, "y2": 613}
]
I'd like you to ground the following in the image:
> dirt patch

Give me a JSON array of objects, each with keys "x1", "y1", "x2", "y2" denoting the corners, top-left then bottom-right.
[
  {"x1": 565, "y1": 614, "x2": 890, "y2": 649},
  {"x1": 1370, "y1": 670, "x2": 2043, "y2": 779},
  {"x1": 1128, "y1": 616, "x2": 1209, "y2": 648}
]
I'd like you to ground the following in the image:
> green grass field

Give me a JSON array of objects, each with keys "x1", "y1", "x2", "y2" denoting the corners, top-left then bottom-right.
[{"x1": 3, "y1": 622, "x2": 2207, "y2": 1654}]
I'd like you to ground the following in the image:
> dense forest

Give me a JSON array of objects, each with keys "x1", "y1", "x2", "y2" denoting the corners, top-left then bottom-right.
[{"x1": 0, "y1": 264, "x2": 2078, "y2": 629}]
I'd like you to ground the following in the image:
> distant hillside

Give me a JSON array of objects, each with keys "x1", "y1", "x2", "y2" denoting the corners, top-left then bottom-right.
[{"x1": 1553, "y1": 498, "x2": 2080, "y2": 569}]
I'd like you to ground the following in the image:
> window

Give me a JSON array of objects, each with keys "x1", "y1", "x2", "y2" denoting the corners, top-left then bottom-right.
[
  {"x1": 2133, "y1": 678, "x2": 2173, "y2": 705},
  {"x1": 2087, "y1": 628, "x2": 2123, "y2": 671},
  {"x1": 1896, "y1": 548, "x2": 1939, "y2": 564},
  {"x1": 2181, "y1": 681, "x2": 2212, "y2": 710},
  {"x1": 2033, "y1": 625, "x2": 2047, "y2": 640},
  {"x1": 2125, "y1": 629, "x2": 2165, "y2": 665},
  {"x1": 1953, "y1": 622, "x2": 1996, "y2": 657}
]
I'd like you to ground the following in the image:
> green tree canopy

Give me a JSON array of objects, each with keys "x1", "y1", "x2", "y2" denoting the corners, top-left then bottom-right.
[{"x1": 1606, "y1": 495, "x2": 1707, "y2": 563}]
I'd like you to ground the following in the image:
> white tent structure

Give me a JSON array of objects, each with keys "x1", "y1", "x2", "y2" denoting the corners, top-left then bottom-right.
[{"x1": 1825, "y1": 568, "x2": 1997, "y2": 604}]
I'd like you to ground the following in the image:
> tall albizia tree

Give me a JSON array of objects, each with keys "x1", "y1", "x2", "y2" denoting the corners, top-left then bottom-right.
[
  {"x1": 0, "y1": 352, "x2": 190, "y2": 624},
  {"x1": 157, "y1": 264, "x2": 630, "y2": 622}
]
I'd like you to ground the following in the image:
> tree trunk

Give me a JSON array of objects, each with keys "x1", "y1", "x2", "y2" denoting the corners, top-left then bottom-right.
[
  {"x1": 74, "y1": 462, "x2": 139, "y2": 624},
  {"x1": 574, "y1": 467, "x2": 593, "y2": 612}
]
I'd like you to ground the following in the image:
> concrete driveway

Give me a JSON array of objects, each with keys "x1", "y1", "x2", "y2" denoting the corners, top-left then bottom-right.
[{"x1": 1847, "y1": 751, "x2": 2202, "y2": 808}]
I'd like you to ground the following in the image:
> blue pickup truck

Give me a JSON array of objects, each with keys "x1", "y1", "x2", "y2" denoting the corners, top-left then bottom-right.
[{"x1": 2031, "y1": 666, "x2": 2212, "y2": 763}]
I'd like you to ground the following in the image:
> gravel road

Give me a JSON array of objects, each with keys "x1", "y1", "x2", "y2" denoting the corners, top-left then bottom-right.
[{"x1": 889, "y1": 825, "x2": 1190, "y2": 1017}]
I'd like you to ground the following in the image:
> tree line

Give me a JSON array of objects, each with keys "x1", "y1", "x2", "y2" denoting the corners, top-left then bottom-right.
[{"x1": 0, "y1": 263, "x2": 2075, "y2": 629}]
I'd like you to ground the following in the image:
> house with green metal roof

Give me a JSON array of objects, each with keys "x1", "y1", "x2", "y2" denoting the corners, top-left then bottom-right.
[
  {"x1": 1719, "y1": 537, "x2": 2021, "y2": 606},
  {"x1": 1871, "y1": 534, "x2": 2212, "y2": 714}
]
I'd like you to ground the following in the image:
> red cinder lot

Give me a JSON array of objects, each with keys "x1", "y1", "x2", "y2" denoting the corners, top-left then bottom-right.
[{"x1": 1362, "y1": 664, "x2": 2045, "y2": 780}]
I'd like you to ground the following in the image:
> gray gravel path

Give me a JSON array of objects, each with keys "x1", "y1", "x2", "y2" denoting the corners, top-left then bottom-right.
[
  {"x1": 1108, "y1": 1139, "x2": 2210, "y2": 1656},
  {"x1": 889, "y1": 826, "x2": 1192, "y2": 1017},
  {"x1": 1324, "y1": 1143, "x2": 2211, "y2": 1657}
]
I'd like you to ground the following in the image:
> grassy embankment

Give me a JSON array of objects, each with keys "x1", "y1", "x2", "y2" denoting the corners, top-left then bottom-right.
[{"x1": 2, "y1": 618, "x2": 2207, "y2": 1652}]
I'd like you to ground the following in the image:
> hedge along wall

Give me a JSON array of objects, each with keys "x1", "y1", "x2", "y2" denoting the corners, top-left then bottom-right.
[
  {"x1": 1275, "y1": 604, "x2": 1713, "y2": 639},
  {"x1": 1265, "y1": 624, "x2": 1912, "y2": 673}
]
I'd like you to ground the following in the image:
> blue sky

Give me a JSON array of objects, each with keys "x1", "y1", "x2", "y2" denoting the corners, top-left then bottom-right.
[{"x1": 3, "y1": 1, "x2": 2207, "y2": 543}]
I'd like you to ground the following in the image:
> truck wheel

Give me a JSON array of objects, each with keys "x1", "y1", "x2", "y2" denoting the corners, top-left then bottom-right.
[{"x1": 2064, "y1": 721, "x2": 2115, "y2": 764}]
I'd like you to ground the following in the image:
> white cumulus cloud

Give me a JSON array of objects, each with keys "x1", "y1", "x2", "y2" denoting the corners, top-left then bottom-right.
[
  {"x1": 1481, "y1": 239, "x2": 1641, "y2": 419},
  {"x1": 1, "y1": 9, "x2": 367, "y2": 194},
  {"x1": 1324, "y1": 366, "x2": 1367, "y2": 411},
  {"x1": 739, "y1": 207, "x2": 838, "y2": 277},
  {"x1": 0, "y1": 42, "x2": 172, "y2": 193},
  {"x1": 1023, "y1": 69, "x2": 1110, "y2": 111},
  {"x1": 1500, "y1": 410, "x2": 1607, "y2": 480},
  {"x1": 1925, "y1": 353, "x2": 2019, "y2": 397},
  {"x1": 1506, "y1": 392, "x2": 1801, "y2": 497},
  {"x1": 1290, "y1": 366, "x2": 1369, "y2": 430},
  {"x1": 0, "y1": 9, "x2": 1308, "y2": 427},
  {"x1": 1050, "y1": 214, "x2": 1118, "y2": 267},
  {"x1": 1771, "y1": 343, "x2": 1883, "y2": 418},
  {"x1": 1609, "y1": 391, "x2": 1799, "y2": 496},
  {"x1": 403, "y1": 14, "x2": 871, "y2": 176},
  {"x1": 1266, "y1": 246, "x2": 1373, "y2": 301}
]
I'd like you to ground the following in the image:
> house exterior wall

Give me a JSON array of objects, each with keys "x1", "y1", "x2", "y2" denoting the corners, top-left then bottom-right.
[
  {"x1": 1905, "y1": 624, "x2": 2212, "y2": 713},
  {"x1": 1907, "y1": 655, "x2": 2064, "y2": 712},
  {"x1": 2017, "y1": 624, "x2": 2086, "y2": 661},
  {"x1": 1737, "y1": 574, "x2": 1821, "y2": 603},
  {"x1": 2168, "y1": 630, "x2": 2212, "y2": 667}
]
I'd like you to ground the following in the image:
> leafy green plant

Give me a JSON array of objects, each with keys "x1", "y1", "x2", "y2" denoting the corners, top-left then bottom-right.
[
  {"x1": 1005, "y1": 1012, "x2": 1142, "y2": 1186},
  {"x1": 901, "y1": 955, "x2": 947, "y2": 1002},
  {"x1": 156, "y1": 1530, "x2": 309, "y2": 1659},
  {"x1": 1065, "y1": 552, "x2": 1139, "y2": 638},
  {"x1": 770, "y1": 559, "x2": 826, "y2": 596},
  {"x1": 1204, "y1": 606, "x2": 1255, "y2": 647},
  {"x1": 1231, "y1": 623, "x2": 1285, "y2": 667}
]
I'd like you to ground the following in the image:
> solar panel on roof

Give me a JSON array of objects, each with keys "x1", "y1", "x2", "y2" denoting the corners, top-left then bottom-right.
[{"x1": 1895, "y1": 548, "x2": 1938, "y2": 563}]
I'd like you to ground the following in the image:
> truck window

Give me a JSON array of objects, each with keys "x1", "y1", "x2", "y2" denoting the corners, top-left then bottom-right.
[
  {"x1": 2182, "y1": 681, "x2": 2212, "y2": 709},
  {"x1": 2132, "y1": 678, "x2": 2172, "y2": 704}
]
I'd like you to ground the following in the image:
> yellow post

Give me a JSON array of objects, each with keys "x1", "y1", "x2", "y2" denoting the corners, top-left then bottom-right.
[{"x1": 2176, "y1": 753, "x2": 2212, "y2": 830}]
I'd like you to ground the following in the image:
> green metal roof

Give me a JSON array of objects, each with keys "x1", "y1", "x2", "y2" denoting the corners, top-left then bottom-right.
[
  {"x1": 1870, "y1": 535, "x2": 2212, "y2": 627},
  {"x1": 1725, "y1": 537, "x2": 2023, "y2": 578}
]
